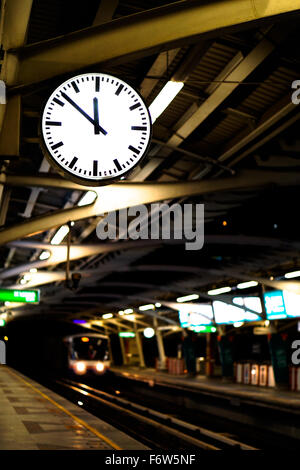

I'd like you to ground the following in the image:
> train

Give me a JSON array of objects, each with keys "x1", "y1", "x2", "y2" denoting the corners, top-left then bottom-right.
[{"x1": 64, "y1": 333, "x2": 111, "y2": 375}]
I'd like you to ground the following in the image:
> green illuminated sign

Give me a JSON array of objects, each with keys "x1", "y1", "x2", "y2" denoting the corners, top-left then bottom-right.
[
  {"x1": 119, "y1": 331, "x2": 135, "y2": 338},
  {"x1": 0, "y1": 319, "x2": 6, "y2": 327},
  {"x1": 193, "y1": 325, "x2": 216, "y2": 333},
  {"x1": 0, "y1": 289, "x2": 40, "y2": 303}
]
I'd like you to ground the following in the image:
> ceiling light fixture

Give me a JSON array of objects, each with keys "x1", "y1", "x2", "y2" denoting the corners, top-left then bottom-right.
[
  {"x1": 207, "y1": 287, "x2": 232, "y2": 295},
  {"x1": 39, "y1": 251, "x2": 50, "y2": 260},
  {"x1": 78, "y1": 191, "x2": 97, "y2": 207},
  {"x1": 284, "y1": 270, "x2": 300, "y2": 279},
  {"x1": 139, "y1": 304, "x2": 155, "y2": 311},
  {"x1": 102, "y1": 313, "x2": 113, "y2": 319},
  {"x1": 237, "y1": 281, "x2": 258, "y2": 289},
  {"x1": 176, "y1": 294, "x2": 199, "y2": 303},
  {"x1": 51, "y1": 225, "x2": 70, "y2": 245},
  {"x1": 149, "y1": 81, "x2": 184, "y2": 123}
]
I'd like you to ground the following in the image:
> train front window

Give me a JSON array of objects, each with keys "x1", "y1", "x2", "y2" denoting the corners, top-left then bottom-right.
[{"x1": 71, "y1": 337, "x2": 108, "y2": 360}]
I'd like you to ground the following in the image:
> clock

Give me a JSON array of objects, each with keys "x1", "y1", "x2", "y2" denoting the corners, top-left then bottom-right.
[{"x1": 40, "y1": 73, "x2": 152, "y2": 185}]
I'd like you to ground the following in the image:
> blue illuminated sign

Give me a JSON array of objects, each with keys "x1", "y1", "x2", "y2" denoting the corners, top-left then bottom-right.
[{"x1": 263, "y1": 291, "x2": 287, "y2": 320}]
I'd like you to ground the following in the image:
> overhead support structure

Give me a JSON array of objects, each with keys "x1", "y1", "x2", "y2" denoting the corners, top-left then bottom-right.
[
  {"x1": 0, "y1": 239, "x2": 163, "y2": 279},
  {"x1": 134, "y1": 321, "x2": 146, "y2": 369},
  {"x1": 1, "y1": 170, "x2": 300, "y2": 245},
  {"x1": 11, "y1": 0, "x2": 300, "y2": 89},
  {"x1": 153, "y1": 317, "x2": 167, "y2": 371}
]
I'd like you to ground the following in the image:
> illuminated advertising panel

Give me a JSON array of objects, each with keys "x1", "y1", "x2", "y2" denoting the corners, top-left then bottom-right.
[
  {"x1": 179, "y1": 304, "x2": 214, "y2": 331},
  {"x1": 179, "y1": 296, "x2": 262, "y2": 328},
  {"x1": 213, "y1": 296, "x2": 262, "y2": 324},
  {"x1": 263, "y1": 290, "x2": 286, "y2": 319},
  {"x1": 263, "y1": 290, "x2": 300, "y2": 319}
]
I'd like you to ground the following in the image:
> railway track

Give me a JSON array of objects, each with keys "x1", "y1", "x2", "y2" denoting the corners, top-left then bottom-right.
[{"x1": 55, "y1": 378, "x2": 258, "y2": 451}]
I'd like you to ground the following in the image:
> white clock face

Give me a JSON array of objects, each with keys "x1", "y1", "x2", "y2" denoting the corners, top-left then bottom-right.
[{"x1": 41, "y1": 73, "x2": 152, "y2": 185}]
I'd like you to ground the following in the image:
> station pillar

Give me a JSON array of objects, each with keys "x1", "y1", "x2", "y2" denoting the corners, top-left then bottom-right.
[
  {"x1": 268, "y1": 330, "x2": 289, "y2": 388},
  {"x1": 153, "y1": 318, "x2": 166, "y2": 370},
  {"x1": 134, "y1": 322, "x2": 145, "y2": 368},
  {"x1": 217, "y1": 326, "x2": 234, "y2": 380},
  {"x1": 118, "y1": 326, "x2": 128, "y2": 366},
  {"x1": 206, "y1": 333, "x2": 215, "y2": 377},
  {"x1": 105, "y1": 328, "x2": 113, "y2": 364}
]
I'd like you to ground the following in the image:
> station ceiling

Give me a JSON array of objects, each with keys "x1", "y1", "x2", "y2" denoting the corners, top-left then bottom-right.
[{"x1": 1, "y1": 0, "x2": 300, "y2": 332}]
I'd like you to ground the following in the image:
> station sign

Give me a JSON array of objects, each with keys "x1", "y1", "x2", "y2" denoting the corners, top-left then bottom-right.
[
  {"x1": 263, "y1": 290, "x2": 300, "y2": 320},
  {"x1": 0, "y1": 289, "x2": 40, "y2": 303},
  {"x1": 253, "y1": 326, "x2": 271, "y2": 335},
  {"x1": 192, "y1": 325, "x2": 216, "y2": 333},
  {"x1": 263, "y1": 290, "x2": 286, "y2": 319},
  {"x1": 119, "y1": 332, "x2": 135, "y2": 338}
]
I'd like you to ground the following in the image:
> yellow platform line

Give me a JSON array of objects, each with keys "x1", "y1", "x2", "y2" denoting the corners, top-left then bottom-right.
[{"x1": 6, "y1": 367, "x2": 122, "y2": 450}]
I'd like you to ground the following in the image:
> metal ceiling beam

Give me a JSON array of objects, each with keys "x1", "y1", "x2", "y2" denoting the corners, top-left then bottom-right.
[
  {"x1": 0, "y1": 0, "x2": 33, "y2": 91},
  {"x1": 1, "y1": 170, "x2": 300, "y2": 245},
  {"x1": 13, "y1": 0, "x2": 300, "y2": 88},
  {"x1": 93, "y1": 0, "x2": 119, "y2": 25},
  {"x1": 0, "y1": 95, "x2": 21, "y2": 158},
  {"x1": 0, "y1": 239, "x2": 163, "y2": 279}
]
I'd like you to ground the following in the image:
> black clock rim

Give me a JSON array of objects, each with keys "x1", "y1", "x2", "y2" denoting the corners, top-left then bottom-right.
[{"x1": 39, "y1": 72, "x2": 153, "y2": 187}]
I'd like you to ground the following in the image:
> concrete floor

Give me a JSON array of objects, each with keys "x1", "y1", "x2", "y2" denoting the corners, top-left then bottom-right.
[{"x1": 0, "y1": 365, "x2": 148, "y2": 450}]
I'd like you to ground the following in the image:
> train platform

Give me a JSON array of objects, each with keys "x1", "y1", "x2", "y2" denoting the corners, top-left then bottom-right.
[
  {"x1": 0, "y1": 365, "x2": 148, "y2": 450},
  {"x1": 112, "y1": 366, "x2": 300, "y2": 413}
]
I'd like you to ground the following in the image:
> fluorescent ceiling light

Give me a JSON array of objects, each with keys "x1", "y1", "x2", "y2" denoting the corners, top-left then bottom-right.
[
  {"x1": 285, "y1": 270, "x2": 300, "y2": 279},
  {"x1": 124, "y1": 308, "x2": 133, "y2": 314},
  {"x1": 20, "y1": 278, "x2": 27, "y2": 285},
  {"x1": 207, "y1": 287, "x2": 232, "y2": 296},
  {"x1": 39, "y1": 251, "x2": 50, "y2": 260},
  {"x1": 237, "y1": 281, "x2": 258, "y2": 289},
  {"x1": 102, "y1": 313, "x2": 113, "y2": 319},
  {"x1": 176, "y1": 294, "x2": 199, "y2": 303},
  {"x1": 149, "y1": 81, "x2": 184, "y2": 123},
  {"x1": 23, "y1": 274, "x2": 31, "y2": 282},
  {"x1": 118, "y1": 310, "x2": 124, "y2": 315},
  {"x1": 234, "y1": 322, "x2": 244, "y2": 328},
  {"x1": 139, "y1": 304, "x2": 155, "y2": 311},
  {"x1": 51, "y1": 225, "x2": 69, "y2": 245},
  {"x1": 78, "y1": 191, "x2": 97, "y2": 206},
  {"x1": 30, "y1": 268, "x2": 37, "y2": 273},
  {"x1": 155, "y1": 303, "x2": 161, "y2": 308}
]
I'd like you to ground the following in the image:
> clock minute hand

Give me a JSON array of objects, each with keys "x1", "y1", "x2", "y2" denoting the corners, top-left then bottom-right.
[{"x1": 61, "y1": 92, "x2": 107, "y2": 136}]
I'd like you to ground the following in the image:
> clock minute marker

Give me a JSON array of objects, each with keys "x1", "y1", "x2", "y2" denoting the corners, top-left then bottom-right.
[
  {"x1": 69, "y1": 157, "x2": 78, "y2": 169},
  {"x1": 95, "y1": 76, "x2": 100, "y2": 92},
  {"x1": 71, "y1": 81, "x2": 80, "y2": 93},
  {"x1": 128, "y1": 145, "x2": 140, "y2": 155},
  {"x1": 53, "y1": 97, "x2": 64, "y2": 107},
  {"x1": 51, "y1": 141, "x2": 64, "y2": 150},
  {"x1": 115, "y1": 84, "x2": 124, "y2": 96},
  {"x1": 129, "y1": 102, "x2": 141, "y2": 111},
  {"x1": 113, "y1": 159, "x2": 122, "y2": 171},
  {"x1": 131, "y1": 126, "x2": 147, "y2": 131},
  {"x1": 46, "y1": 121, "x2": 62, "y2": 126},
  {"x1": 93, "y1": 160, "x2": 98, "y2": 176}
]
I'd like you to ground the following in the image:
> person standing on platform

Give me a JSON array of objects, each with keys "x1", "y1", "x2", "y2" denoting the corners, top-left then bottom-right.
[{"x1": 182, "y1": 330, "x2": 196, "y2": 377}]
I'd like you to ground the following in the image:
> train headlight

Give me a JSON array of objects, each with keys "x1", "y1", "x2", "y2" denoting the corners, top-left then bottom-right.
[
  {"x1": 95, "y1": 362, "x2": 104, "y2": 372},
  {"x1": 75, "y1": 362, "x2": 86, "y2": 373}
]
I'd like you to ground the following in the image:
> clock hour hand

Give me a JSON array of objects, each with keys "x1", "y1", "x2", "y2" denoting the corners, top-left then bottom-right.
[
  {"x1": 93, "y1": 97, "x2": 100, "y2": 135},
  {"x1": 61, "y1": 92, "x2": 107, "y2": 135}
]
